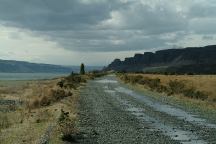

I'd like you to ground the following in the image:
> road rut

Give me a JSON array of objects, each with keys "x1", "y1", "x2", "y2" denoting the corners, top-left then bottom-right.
[{"x1": 78, "y1": 75, "x2": 216, "y2": 144}]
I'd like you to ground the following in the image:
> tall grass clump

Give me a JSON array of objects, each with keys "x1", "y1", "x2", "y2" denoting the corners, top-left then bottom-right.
[
  {"x1": 119, "y1": 74, "x2": 208, "y2": 101},
  {"x1": 168, "y1": 80, "x2": 185, "y2": 95},
  {"x1": 0, "y1": 113, "x2": 10, "y2": 130}
]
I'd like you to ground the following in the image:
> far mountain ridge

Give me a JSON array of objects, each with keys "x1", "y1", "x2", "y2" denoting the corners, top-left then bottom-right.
[
  {"x1": 0, "y1": 59, "x2": 102, "y2": 73},
  {"x1": 105, "y1": 45, "x2": 216, "y2": 74},
  {"x1": 0, "y1": 59, "x2": 73, "y2": 73}
]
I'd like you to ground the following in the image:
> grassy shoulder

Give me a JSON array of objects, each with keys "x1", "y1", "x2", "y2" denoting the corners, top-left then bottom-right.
[
  {"x1": 0, "y1": 72, "x2": 106, "y2": 144},
  {"x1": 117, "y1": 73, "x2": 216, "y2": 122}
]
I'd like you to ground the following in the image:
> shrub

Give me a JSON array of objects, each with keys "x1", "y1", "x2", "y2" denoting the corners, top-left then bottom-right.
[
  {"x1": 58, "y1": 110, "x2": 77, "y2": 142},
  {"x1": 183, "y1": 88, "x2": 196, "y2": 98},
  {"x1": 168, "y1": 80, "x2": 185, "y2": 94},
  {"x1": 187, "y1": 72, "x2": 194, "y2": 75},
  {"x1": 194, "y1": 91, "x2": 208, "y2": 100},
  {"x1": 120, "y1": 74, "x2": 130, "y2": 83},
  {"x1": 118, "y1": 74, "x2": 209, "y2": 101},
  {"x1": 57, "y1": 81, "x2": 64, "y2": 88},
  {"x1": 58, "y1": 109, "x2": 69, "y2": 122},
  {"x1": 212, "y1": 98, "x2": 216, "y2": 103},
  {"x1": 52, "y1": 89, "x2": 68, "y2": 101},
  {"x1": 156, "y1": 85, "x2": 168, "y2": 93},
  {"x1": 130, "y1": 75, "x2": 143, "y2": 84},
  {"x1": 0, "y1": 113, "x2": 10, "y2": 129},
  {"x1": 66, "y1": 75, "x2": 87, "y2": 84},
  {"x1": 60, "y1": 121, "x2": 77, "y2": 142},
  {"x1": 182, "y1": 88, "x2": 208, "y2": 100},
  {"x1": 147, "y1": 78, "x2": 161, "y2": 90},
  {"x1": 31, "y1": 98, "x2": 40, "y2": 108},
  {"x1": 40, "y1": 96, "x2": 51, "y2": 106},
  {"x1": 67, "y1": 91, "x2": 73, "y2": 96},
  {"x1": 64, "y1": 83, "x2": 77, "y2": 89},
  {"x1": 90, "y1": 71, "x2": 107, "y2": 78}
]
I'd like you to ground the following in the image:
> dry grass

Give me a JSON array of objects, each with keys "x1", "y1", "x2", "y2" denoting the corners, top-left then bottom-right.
[
  {"x1": 128, "y1": 74, "x2": 216, "y2": 101},
  {"x1": 0, "y1": 77, "x2": 80, "y2": 144},
  {"x1": 119, "y1": 74, "x2": 216, "y2": 102},
  {"x1": 118, "y1": 73, "x2": 216, "y2": 121},
  {"x1": 0, "y1": 112, "x2": 10, "y2": 130},
  {"x1": 0, "y1": 73, "x2": 104, "y2": 144},
  {"x1": 0, "y1": 73, "x2": 104, "y2": 143}
]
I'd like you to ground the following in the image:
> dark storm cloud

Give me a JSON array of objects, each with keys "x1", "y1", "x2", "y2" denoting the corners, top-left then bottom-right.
[
  {"x1": 0, "y1": 0, "x2": 121, "y2": 30},
  {"x1": 0, "y1": 0, "x2": 216, "y2": 53}
]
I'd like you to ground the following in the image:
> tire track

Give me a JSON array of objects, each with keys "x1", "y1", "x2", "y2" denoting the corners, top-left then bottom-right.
[{"x1": 78, "y1": 75, "x2": 216, "y2": 143}]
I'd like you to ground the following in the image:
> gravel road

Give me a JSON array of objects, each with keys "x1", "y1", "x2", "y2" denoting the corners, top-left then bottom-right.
[{"x1": 77, "y1": 75, "x2": 216, "y2": 144}]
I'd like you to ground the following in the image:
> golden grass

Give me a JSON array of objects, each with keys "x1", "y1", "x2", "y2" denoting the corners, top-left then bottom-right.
[
  {"x1": 117, "y1": 73, "x2": 216, "y2": 122},
  {"x1": 127, "y1": 74, "x2": 216, "y2": 101},
  {"x1": 0, "y1": 77, "x2": 80, "y2": 144},
  {"x1": 0, "y1": 73, "x2": 104, "y2": 143}
]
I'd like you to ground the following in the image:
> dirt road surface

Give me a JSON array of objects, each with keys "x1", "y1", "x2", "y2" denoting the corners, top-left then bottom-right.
[{"x1": 77, "y1": 75, "x2": 216, "y2": 144}]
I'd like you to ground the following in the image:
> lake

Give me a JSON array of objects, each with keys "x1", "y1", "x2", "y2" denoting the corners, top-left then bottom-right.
[{"x1": 0, "y1": 73, "x2": 69, "y2": 81}]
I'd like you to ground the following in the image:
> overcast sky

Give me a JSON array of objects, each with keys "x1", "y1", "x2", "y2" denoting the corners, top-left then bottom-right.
[{"x1": 0, "y1": 0, "x2": 216, "y2": 66}]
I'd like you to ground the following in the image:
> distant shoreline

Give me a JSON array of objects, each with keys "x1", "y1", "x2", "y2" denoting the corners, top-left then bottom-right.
[{"x1": 0, "y1": 73, "x2": 68, "y2": 81}]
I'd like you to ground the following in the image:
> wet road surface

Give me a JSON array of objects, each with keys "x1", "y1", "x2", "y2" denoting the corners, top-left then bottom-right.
[{"x1": 78, "y1": 75, "x2": 216, "y2": 144}]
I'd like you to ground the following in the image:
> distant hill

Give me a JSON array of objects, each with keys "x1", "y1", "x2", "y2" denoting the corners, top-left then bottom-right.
[
  {"x1": 0, "y1": 60, "x2": 102, "y2": 73},
  {"x1": 105, "y1": 45, "x2": 216, "y2": 74}
]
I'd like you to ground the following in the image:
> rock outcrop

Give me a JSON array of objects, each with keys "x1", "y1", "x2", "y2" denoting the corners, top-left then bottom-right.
[{"x1": 105, "y1": 45, "x2": 216, "y2": 74}]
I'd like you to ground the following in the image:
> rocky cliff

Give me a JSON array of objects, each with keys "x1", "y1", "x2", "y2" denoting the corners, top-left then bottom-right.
[{"x1": 105, "y1": 45, "x2": 216, "y2": 74}]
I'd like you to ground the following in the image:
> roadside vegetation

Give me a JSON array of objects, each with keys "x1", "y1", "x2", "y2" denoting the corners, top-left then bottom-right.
[
  {"x1": 118, "y1": 73, "x2": 216, "y2": 105},
  {"x1": 0, "y1": 67, "x2": 106, "y2": 143},
  {"x1": 117, "y1": 73, "x2": 216, "y2": 121}
]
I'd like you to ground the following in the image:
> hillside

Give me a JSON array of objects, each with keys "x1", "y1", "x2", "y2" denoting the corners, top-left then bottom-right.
[
  {"x1": 0, "y1": 59, "x2": 73, "y2": 73},
  {"x1": 105, "y1": 45, "x2": 216, "y2": 74}
]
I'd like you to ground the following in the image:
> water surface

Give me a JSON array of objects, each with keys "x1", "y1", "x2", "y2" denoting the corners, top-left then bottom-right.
[{"x1": 0, "y1": 73, "x2": 68, "y2": 81}]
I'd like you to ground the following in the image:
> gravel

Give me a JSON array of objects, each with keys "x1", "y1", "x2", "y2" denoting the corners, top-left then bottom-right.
[{"x1": 77, "y1": 75, "x2": 216, "y2": 144}]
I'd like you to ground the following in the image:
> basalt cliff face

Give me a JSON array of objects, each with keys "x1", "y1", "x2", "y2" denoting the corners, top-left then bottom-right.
[{"x1": 105, "y1": 45, "x2": 216, "y2": 74}]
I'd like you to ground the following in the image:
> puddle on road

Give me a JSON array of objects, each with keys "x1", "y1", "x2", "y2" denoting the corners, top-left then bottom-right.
[
  {"x1": 97, "y1": 77, "x2": 211, "y2": 143},
  {"x1": 115, "y1": 96, "x2": 206, "y2": 144},
  {"x1": 115, "y1": 86, "x2": 216, "y2": 129},
  {"x1": 129, "y1": 108, "x2": 206, "y2": 144},
  {"x1": 104, "y1": 90, "x2": 116, "y2": 94},
  {"x1": 103, "y1": 85, "x2": 116, "y2": 94},
  {"x1": 104, "y1": 86, "x2": 109, "y2": 89},
  {"x1": 96, "y1": 79, "x2": 118, "y2": 84}
]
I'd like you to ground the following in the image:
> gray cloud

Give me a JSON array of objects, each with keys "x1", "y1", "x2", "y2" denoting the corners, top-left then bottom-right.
[
  {"x1": 0, "y1": 0, "x2": 122, "y2": 30},
  {"x1": 0, "y1": 0, "x2": 216, "y2": 54},
  {"x1": 99, "y1": 1, "x2": 187, "y2": 34},
  {"x1": 188, "y1": 2, "x2": 216, "y2": 18},
  {"x1": 202, "y1": 35, "x2": 214, "y2": 40}
]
